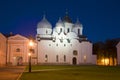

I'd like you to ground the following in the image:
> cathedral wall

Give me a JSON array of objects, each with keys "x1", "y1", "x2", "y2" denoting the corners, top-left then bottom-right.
[
  {"x1": 80, "y1": 42, "x2": 96, "y2": 64},
  {"x1": 37, "y1": 28, "x2": 52, "y2": 35},
  {"x1": 37, "y1": 39, "x2": 96, "y2": 65},
  {"x1": 64, "y1": 23, "x2": 74, "y2": 34}
]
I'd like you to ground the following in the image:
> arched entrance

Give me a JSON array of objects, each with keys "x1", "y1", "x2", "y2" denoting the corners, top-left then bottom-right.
[
  {"x1": 17, "y1": 57, "x2": 23, "y2": 65},
  {"x1": 72, "y1": 57, "x2": 77, "y2": 65},
  {"x1": 13, "y1": 56, "x2": 23, "y2": 66}
]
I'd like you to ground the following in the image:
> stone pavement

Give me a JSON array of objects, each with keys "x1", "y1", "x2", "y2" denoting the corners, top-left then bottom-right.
[{"x1": 0, "y1": 66, "x2": 25, "y2": 80}]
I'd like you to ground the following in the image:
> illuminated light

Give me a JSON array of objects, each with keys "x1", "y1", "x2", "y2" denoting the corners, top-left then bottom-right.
[
  {"x1": 101, "y1": 58, "x2": 109, "y2": 65},
  {"x1": 84, "y1": 55, "x2": 87, "y2": 60},
  {"x1": 83, "y1": 55, "x2": 87, "y2": 62},
  {"x1": 29, "y1": 40, "x2": 34, "y2": 47},
  {"x1": 13, "y1": 57, "x2": 16, "y2": 59},
  {"x1": 28, "y1": 53, "x2": 31, "y2": 56}
]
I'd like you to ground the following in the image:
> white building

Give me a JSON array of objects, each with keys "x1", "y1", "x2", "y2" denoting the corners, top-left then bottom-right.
[
  {"x1": 116, "y1": 42, "x2": 120, "y2": 65},
  {"x1": 1, "y1": 14, "x2": 96, "y2": 65},
  {"x1": 36, "y1": 15, "x2": 96, "y2": 65}
]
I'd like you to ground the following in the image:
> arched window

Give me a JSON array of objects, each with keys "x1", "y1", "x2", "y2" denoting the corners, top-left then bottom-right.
[
  {"x1": 16, "y1": 48, "x2": 20, "y2": 52},
  {"x1": 78, "y1": 29, "x2": 80, "y2": 35},
  {"x1": 67, "y1": 28, "x2": 70, "y2": 33},
  {"x1": 46, "y1": 30, "x2": 48, "y2": 34},
  {"x1": 56, "y1": 55, "x2": 59, "y2": 62},
  {"x1": 60, "y1": 28, "x2": 62, "y2": 32},
  {"x1": 83, "y1": 55, "x2": 87, "y2": 63},
  {"x1": 73, "y1": 50, "x2": 78, "y2": 55},
  {"x1": 45, "y1": 54, "x2": 48, "y2": 62},
  {"x1": 64, "y1": 44, "x2": 66, "y2": 47},
  {"x1": 56, "y1": 44, "x2": 58, "y2": 46},
  {"x1": 64, "y1": 55, "x2": 66, "y2": 62}
]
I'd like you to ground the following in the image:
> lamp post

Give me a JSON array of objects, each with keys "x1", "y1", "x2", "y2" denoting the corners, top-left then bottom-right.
[
  {"x1": 28, "y1": 40, "x2": 34, "y2": 72},
  {"x1": 28, "y1": 53, "x2": 31, "y2": 72}
]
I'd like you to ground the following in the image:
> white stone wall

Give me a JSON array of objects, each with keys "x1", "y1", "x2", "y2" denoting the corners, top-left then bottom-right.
[
  {"x1": 37, "y1": 28, "x2": 52, "y2": 35},
  {"x1": 37, "y1": 38, "x2": 96, "y2": 65},
  {"x1": 64, "y1": 22, "x2": 74, "y2": 34}
]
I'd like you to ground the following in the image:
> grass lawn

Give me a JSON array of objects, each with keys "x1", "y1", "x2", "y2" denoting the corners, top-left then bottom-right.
[{"x1": 20, "y1": 65, "x2": 120, "y2": 80}]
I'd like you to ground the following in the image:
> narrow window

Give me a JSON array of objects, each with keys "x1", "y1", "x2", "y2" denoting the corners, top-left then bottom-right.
[
  {"x1": 45, "y1": 55, "x2": 48, "y2": 62},
  {"x1": 56, "y1": 55, "x2": 59, "y2": 62},
  {"x1": 64, "y1": 55, "x2": 66, "y2": 62},
  {"x1": 46, "y1": 30, "x2": 48, "y2": 34},
  {"x1": 78, "y1": 29, "x2": 80, "y2": 35},
  {"x1": 60, "y1": 28, "x2": 62, "y2": 32},
  {"x1": 67, "y1": 28, "x2": 70, "y2": 33},
  {"x1": 67, "y1": 39, "x2": 70, "y2": 43}
]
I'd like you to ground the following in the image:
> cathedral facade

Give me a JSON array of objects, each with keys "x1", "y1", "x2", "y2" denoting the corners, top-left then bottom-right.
[
  {"x1": 0, "y1": 14, "x2": 96, "y2": 65},
  {"x1": 36, "y1": 15, "x2": 96, "y2": 65}
]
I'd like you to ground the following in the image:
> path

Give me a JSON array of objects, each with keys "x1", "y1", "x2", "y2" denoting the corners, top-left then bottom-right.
[{"x1": 0, "y1": 66, "x2": 25, "y2": 80}]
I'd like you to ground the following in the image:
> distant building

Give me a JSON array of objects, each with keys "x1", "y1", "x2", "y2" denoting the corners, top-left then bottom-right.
[
  {"x1": 0, "y1": 33, "x2": 7, "y2": 66},
  {"x1": 116, "y1": 42, "x2": 120, "y2": 65},
  {"x1": 36, "y1": 14, "x2": 96, "y2": 65}
]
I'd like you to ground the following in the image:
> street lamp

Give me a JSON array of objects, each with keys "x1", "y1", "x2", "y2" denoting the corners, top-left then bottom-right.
[
  {"x1": 28, "y1": 53, "x2": 31, "y2": 72},
  {"x1": 29, "y1": 40, "x2": 34, "y2": 46},
  {"x1": 28, "y1": 40, "x2": 34, "y2": 72}
]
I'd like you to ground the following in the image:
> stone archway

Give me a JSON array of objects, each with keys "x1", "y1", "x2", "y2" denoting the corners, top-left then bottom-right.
[
  {"x1": 72, "y1": 57, "x2": 77, "y2": 65},
  {"x1": 17, "y1": 56, "x2": 23, "y2": 65}
]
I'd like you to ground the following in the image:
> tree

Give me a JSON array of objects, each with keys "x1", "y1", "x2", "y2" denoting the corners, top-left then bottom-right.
[{"x1": 93, "y1": 39, "x2": 119, "y2": 66}]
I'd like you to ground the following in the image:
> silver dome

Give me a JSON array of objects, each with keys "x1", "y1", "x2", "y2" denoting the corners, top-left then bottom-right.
[
  {"x1": 56, "y1": 17, "x2": 64, "y2": 27},
  {"x1": 37, "y1": 16, "x2": 52, "y2": 29},
  {"x1": 74, "y1": 19, "x2": 83, "y2": 28}
]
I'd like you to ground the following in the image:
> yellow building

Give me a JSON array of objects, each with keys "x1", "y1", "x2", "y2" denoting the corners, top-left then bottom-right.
[
  {"x1": 0, "y1": 33, "x2": 7, "y2": 66},
  {"x1": 7, "y1": 34, "x2": 37, "y2": 65}
]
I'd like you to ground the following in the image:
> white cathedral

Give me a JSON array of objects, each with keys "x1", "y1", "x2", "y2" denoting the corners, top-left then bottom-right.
[
  {"x1": 36, "y1": 14, "x2": 96, "y2": 65},
  {"x1": 0, "y1": 14, "x2": 96, "y2": 66}
]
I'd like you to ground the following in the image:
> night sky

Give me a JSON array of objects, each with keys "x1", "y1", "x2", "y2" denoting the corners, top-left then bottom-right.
[{"x1": 0, "y1": 0, "x2": 120, "y2": 42}]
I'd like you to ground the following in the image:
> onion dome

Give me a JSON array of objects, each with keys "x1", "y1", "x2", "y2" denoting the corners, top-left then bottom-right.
[
  {"x1": 74, "y1": 18, "x2": 83, "y2": 27},
  {"x1": 56, "y1": 17, "x2": 64, "y2": 27},
  {"x1": 37, "y1": 15, "x2": 52, "y2": 29},
  {"x1": 63, "y1": 11, "x2": 72, "y2": 23}
]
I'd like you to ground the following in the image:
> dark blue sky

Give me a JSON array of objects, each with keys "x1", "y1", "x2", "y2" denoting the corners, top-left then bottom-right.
[{"x1": 0, "y1": 0, "x2": 120, "y2": 42}]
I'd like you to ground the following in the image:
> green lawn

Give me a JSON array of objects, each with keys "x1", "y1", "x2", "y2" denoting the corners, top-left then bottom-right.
[{"x1": 20, "y1": 65, "x2": 120, "y2": 80}]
